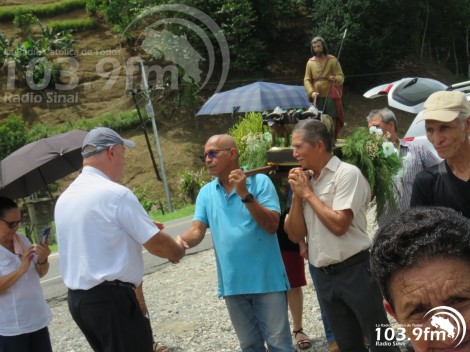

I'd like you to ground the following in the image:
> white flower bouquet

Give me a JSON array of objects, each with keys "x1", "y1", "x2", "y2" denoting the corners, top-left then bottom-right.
[{"x1": 342, "y1": 126, "x2": 402, "y2": 220}]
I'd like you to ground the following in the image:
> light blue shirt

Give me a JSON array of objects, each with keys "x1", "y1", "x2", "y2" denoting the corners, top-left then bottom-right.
[{"x1": 194, "y1": 173, "x2": 289, "y2": 297}]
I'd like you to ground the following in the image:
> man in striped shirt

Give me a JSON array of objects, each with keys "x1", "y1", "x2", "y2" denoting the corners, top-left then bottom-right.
[{"x1": 366, "y1": 108, "x2": 440, "y2": 227}]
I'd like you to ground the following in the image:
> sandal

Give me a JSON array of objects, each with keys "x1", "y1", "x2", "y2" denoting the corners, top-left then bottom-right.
[
  {"x1": 153, "y1": 342, "x2": 169, "y2": 352},
  {"x1": 293, "y1": 328, "x2": 312, "y2": 350}
]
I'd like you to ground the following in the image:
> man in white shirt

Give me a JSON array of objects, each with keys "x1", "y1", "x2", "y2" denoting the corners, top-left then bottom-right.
[
  {"x1": 285, "y1": 119, "x2": 399, "y2": 351},
  {"x1": 55, "y1": 127, "x2": 185, "y2": 352}
]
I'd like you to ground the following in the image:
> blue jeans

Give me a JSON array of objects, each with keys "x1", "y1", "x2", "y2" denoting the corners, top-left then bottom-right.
[
  {"x1": 224, "y1": 292, "x2": 294, "y2": 352},
  {"x1": 309, "y1": 264, "x2": 335, "y2": 344}
]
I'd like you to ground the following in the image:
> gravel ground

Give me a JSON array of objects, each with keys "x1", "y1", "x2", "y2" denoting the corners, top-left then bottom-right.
[{"x1": 47, "y1": 206, "x2": 408, "y2": 351}]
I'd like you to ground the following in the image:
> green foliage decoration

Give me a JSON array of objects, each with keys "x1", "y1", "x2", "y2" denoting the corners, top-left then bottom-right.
[
  {"x1": 238, "y1": 132, "x2": 272, "y2": 170},
  {"x1": 228, "y1": 112, "x2": 271, "y2": 169},
  {"x1": 341, "y1": 127, "x2": 402, "y2": 221},
  {"x1": 227, "y1": 112, "x2": 265, "y2": 156}
]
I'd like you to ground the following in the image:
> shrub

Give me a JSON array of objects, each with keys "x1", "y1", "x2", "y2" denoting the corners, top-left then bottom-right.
[
  {"x1": 0, "y1": 115, "x2": 28, "y2": 159},
  {"x1": 133, "y1": 184, "x2": 158, "y2": 212},
  {"x1": 13, "y1": 11, "x2": 38, "y2": 34},
  {"x1": 179, "y1": 168, "x2": 210, "y2": 204}
]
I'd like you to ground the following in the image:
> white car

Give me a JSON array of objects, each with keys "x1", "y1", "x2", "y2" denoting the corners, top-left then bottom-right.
[{"x1": 364, "y1": 77, "x2": 470, "y2": 156}]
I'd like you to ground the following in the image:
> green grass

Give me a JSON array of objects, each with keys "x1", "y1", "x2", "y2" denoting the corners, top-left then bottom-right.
[
  {"x1": 150, "y1": 204, "x2": 195, "y2": 222},
  {"x1": 0, "y1": 0, "x2": 86, "y2": 21},
  {"x1": 47, "y1": 18, "x2": 98, "y2": 33}
]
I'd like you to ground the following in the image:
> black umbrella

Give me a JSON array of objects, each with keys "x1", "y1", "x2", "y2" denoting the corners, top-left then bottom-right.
[{"x1": 0, "y1": 130, "x2": 88, "y2": 199}]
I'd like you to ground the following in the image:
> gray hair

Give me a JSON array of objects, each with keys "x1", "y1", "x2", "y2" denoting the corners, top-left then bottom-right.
[
  {"x1": 366, "y1": 108, "x2": 398, "y2": 131},
  {"x1": 458, "y1": 111, "x2": 469, "y2": 123},
  {"x1": 366, "y1": 109, "x2": 381, "y2": 122},
  {"x1": 293, "y1": 119, "x2": 332, "y2": 153}
]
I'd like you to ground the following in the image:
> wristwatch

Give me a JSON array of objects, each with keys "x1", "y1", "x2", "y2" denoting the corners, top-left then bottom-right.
[{"x1": 241, "y1": 193, "x2": 255, "y2": 203}]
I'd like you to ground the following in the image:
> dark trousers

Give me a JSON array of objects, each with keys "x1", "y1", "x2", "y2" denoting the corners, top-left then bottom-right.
[
  {"x1": 0, "y1": 327, "x2": 52, "y2": 352},
  {"x1": 68, "y1": 285, "x2": 153, "y2": 352},
  {"x1": 312, "y1": 253, "x2": 400, "y2": 352}
]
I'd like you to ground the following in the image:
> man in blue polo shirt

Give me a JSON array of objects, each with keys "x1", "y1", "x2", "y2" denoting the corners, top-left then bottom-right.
[{"x1": 176, "y1": 134, "x2": 293, "y2": 352}]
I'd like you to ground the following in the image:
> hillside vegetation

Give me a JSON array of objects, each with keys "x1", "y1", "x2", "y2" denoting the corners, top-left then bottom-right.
[{"x1": 0, "y1": 0, "x2": 466, "y2": 211}]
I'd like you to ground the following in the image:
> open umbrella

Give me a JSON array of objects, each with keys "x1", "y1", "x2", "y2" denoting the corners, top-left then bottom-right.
[
  {"x1": 196, "y1": 82, "x2": 310, "y2": 116},
  {"x1": 0, "y1": 130, "x2": 88, "y2": 199}
]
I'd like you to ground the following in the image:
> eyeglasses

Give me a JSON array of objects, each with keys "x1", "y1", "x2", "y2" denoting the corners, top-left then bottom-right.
[
  {"x1": 0, "y1": 218, "x2": 21, "y2": 229},
  {"x1": 200, "y1": 148, "x2": 232, "y2": 162}
]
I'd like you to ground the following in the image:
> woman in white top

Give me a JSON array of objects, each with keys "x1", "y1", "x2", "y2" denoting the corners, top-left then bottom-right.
[{"x1": 0, "y1": 196, "x2": 52, "y2": 352}]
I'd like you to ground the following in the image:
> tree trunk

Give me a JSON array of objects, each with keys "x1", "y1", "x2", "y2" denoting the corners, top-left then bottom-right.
[
  {"x1": 420, "y1": 0, "x2": 429, "y2": 59},
  {"x1": 467, "y1": 27, "x2": 470, "y2": 78},
  {"x1": 453, "y1": 39, "x2": 459, "y2": 76}
]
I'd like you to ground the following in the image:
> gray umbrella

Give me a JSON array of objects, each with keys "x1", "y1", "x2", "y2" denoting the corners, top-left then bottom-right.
[
  {"x1": 0, "y1": 130, "x2": 88, "y2": 199},
  {"x1": 196, "y1": 82, "x2": 310, "y2": 116}
]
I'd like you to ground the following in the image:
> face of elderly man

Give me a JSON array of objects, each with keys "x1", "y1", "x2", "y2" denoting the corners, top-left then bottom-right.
[
  {"x1": 385, "y1": 257, "x2": 470, "y2": 351},
  {"x1": 425, "y1": 116, "x2": 470, "y2": 160}
]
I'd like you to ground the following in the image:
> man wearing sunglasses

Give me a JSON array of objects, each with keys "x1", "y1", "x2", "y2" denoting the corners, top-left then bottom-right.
[{"x1": 177, "y1": 134, "x2": 293, "y2": 351}]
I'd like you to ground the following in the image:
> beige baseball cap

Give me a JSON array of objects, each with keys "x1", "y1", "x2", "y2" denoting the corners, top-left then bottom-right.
[{"x1": 416, "y1": 91, "x2": 470, "y2": 123}]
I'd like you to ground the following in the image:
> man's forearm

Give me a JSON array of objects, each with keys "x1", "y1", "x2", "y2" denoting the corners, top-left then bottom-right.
[
  {"x1": 303, "y1": 193, "x2": 351, "y2": 236},
  {"x1": 285, "y1": 195, "x2": 307, "y2": 243}
]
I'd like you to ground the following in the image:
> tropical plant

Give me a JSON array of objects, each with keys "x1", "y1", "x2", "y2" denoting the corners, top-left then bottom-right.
[
  {"x1": 133, "y1": 184, "x2": 158, "y2": 212},
  {"x1": 238, "y1": 132, "x2": 272, "y2": 170},
  {"x1": 228, "y1": 112, "x2": 265, "y2": 156},
  {"x1": 179, "y1": 168, "x2": 210, "y2": 204}
]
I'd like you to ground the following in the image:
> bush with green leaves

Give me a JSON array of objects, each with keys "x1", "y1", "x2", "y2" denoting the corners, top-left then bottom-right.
[
  {"x1": 133, "y1": 184, "x2": 158, "y2": 212},
  {"x1": 13, "y1": 11, "x2": 38, "y2": 34},
  {"x1": 0, "y1": 115, "x2": 28, "y2": 159},
  {"x1": 179, "y1": 168, "x2": 210, "y2": 204}
]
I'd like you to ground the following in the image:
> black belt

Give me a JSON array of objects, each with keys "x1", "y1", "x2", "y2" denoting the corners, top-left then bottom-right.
[
  {"x1": 96, "y1": 280, "x2": 136, "y2": 290},
  {"x1": 318, "y1": 250, "x2": 369, "y2": 275}
]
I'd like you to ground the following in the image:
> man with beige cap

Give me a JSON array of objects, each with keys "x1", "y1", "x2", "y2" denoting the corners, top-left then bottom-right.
[{"x1": 410, "y1": 91, "x2": 470, "y2": 218}]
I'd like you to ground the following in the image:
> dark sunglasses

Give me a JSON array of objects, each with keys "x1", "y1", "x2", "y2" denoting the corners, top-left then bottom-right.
[
  {"x1": 0, "y1": 218, "x2": 21, "y2": 229},
  {"x1": 200, "y1": 148, "x2": 231, "y2": 162}
]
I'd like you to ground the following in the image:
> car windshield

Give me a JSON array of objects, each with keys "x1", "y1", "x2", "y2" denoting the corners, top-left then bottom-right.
[{"x1": 391, "y1": 78, "x2": 447, "y2": 107}]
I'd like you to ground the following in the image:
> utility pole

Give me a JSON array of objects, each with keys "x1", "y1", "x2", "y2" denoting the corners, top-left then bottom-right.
[{"x1": 139, "y1": 61, "x2": 173, "y2": 212}]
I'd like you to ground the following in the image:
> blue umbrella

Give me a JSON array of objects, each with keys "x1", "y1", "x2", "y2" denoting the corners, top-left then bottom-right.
[{"x1": 196, "y1": 81, "x2": 309, "y2": 115}]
